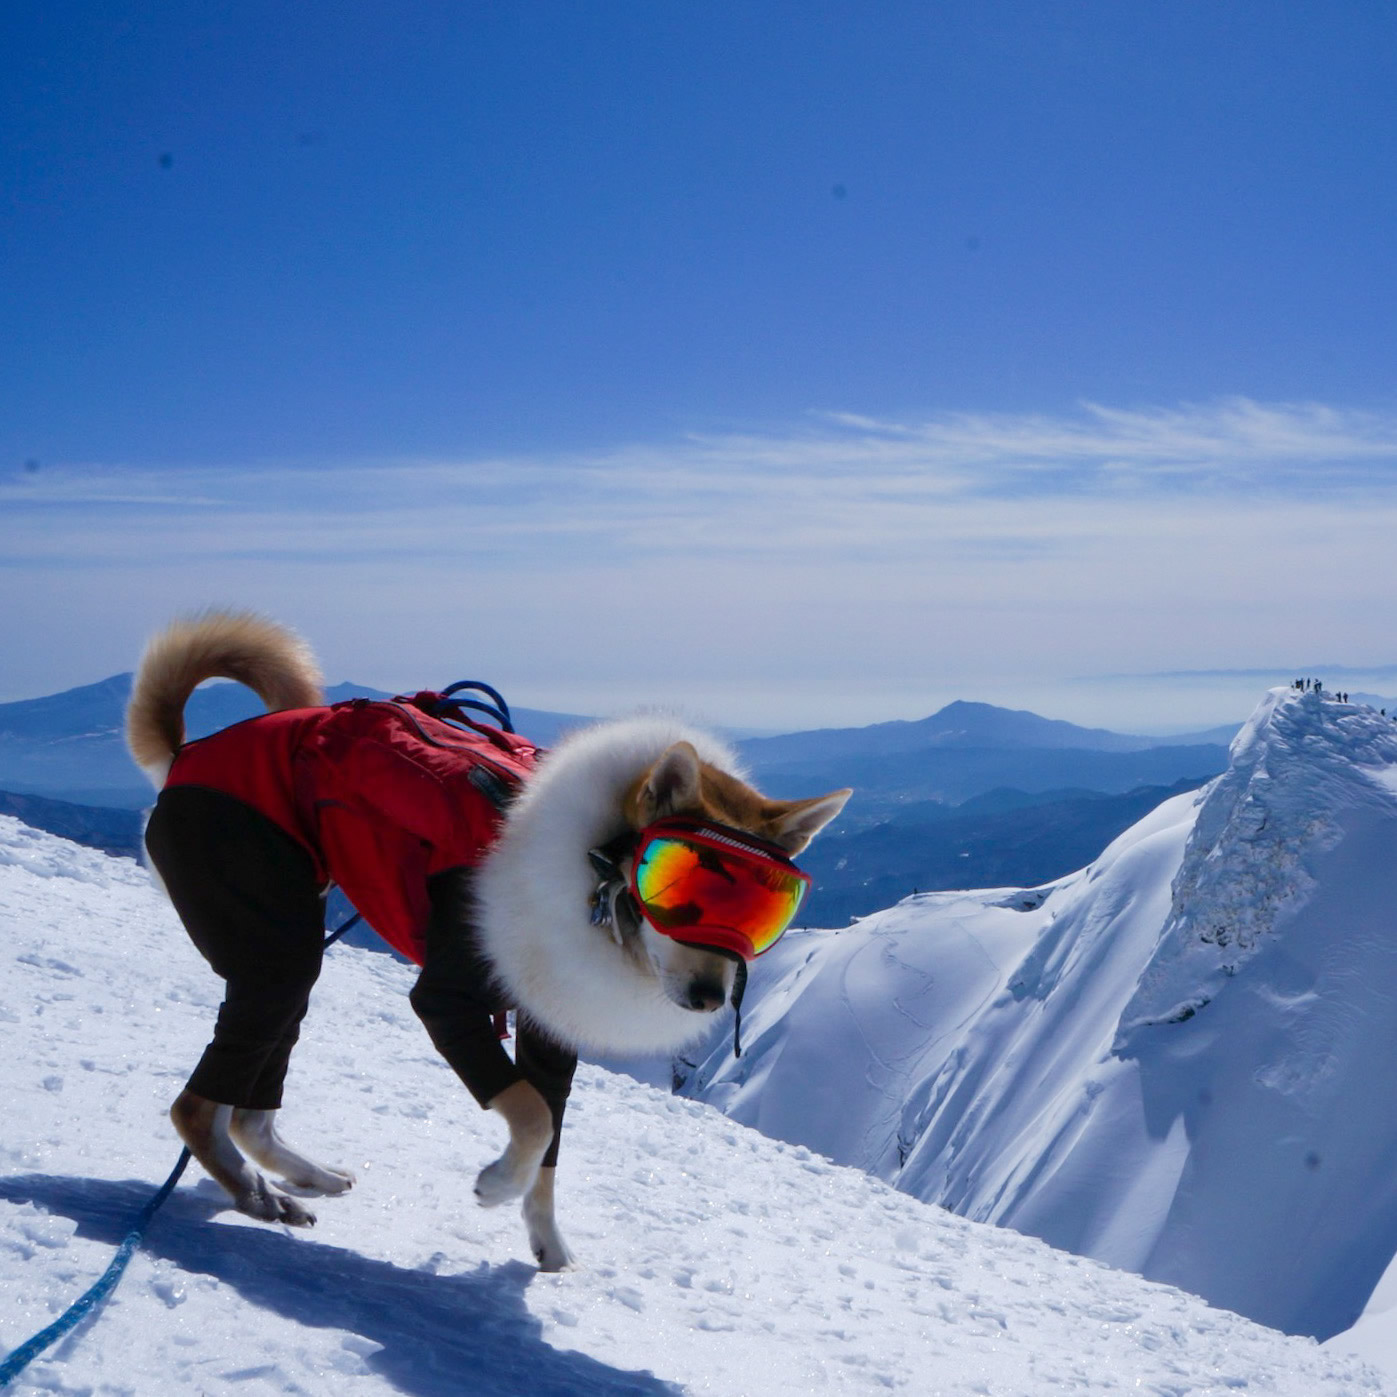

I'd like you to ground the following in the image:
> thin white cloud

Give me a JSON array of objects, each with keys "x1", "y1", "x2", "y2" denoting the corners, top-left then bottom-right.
[
  {"x1": 6, "y1": 396, "x2": 1397, "y2": 728},
  {"x1": 825, "y1": 398, "x2": 1397, "y2": 463},
  {"x1": 6, "y1": 406, "x2": 1391, "y2": 569},
  {"x1": 8, "y1": 395, "x2": 1397, "y2": 545}
]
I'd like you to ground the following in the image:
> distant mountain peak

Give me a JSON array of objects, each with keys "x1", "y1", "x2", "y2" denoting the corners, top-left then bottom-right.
[
  {"x1": 0, "y1": 673, "x2": 135, "y2": 740},
  {"x1": 739, "y1": 698, "x2": 1236, "y2": 766},
  {"x1": 914, "y1": 699, "x2": 1139, "y2": 750}
]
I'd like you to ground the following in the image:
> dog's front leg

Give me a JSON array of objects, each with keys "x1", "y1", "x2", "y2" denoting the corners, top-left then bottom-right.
[
  {"x1": 522, "y1": 1167, "x2": 574, "y2": 1271},
  {"x1": 475, "y1": 1080, "x2": 553, "y2": 1206}
]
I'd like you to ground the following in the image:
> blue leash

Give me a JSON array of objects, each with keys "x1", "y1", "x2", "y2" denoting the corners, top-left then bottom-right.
[
  {"x1": 0, "y1": 908, "x2": 362, "y2": 1387},
  {"x1": 0, "y1": 1147, "x2": 191, "y2": 1389}
]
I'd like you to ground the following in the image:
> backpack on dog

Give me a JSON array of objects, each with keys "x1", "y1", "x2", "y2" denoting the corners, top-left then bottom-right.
[{"x1": 163, "y1": 684, "x2": 541, "y2": 965}]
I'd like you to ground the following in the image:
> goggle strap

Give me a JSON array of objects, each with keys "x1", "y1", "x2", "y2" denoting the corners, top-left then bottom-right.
[
  {"x1": 731, "y1": 958, "x2": 748, "y2": 1059},
  {"x1": 649, "y1": 818, "x2": 798, "y2": 868}
]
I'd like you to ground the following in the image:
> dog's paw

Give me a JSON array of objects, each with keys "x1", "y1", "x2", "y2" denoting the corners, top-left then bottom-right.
[
  {"x1": 319, "y1": 1166, "x2": 356, "y2": 1194},
  {"x1": 227, "y1": 1111, "x2": 356, "y2": 1197},
  {"x1": 475, "y1": 1148, "x2": 540, "y2": 1208},
  {"x1": 531, "y1": 1231, "x2": 576, "y2": 1272},
  {"x1": 524, "y1": 1203, "x2": 576, "y2": 1272},
  {"x1": 282, "y1": 1162, "x2": 356, "y2": 1196},
  {"x1": 237, "y1": 1175, "x2": 317, "y2": 1227}
]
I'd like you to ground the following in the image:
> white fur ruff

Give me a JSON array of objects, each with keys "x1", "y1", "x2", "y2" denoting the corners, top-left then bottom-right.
[{"x1": 475, "y1": 716, "x2": 744, "y2": 1056}]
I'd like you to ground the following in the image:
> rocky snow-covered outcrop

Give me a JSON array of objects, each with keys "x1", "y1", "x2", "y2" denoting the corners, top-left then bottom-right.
[{"x1": 681, "y1": 688, "x2": 1397, "y2": 1342}]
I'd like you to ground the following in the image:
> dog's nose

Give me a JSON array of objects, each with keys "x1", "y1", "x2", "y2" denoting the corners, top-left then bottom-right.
[{"x1": 685, "y1": 978, "x2": 726, "y2": 1012}]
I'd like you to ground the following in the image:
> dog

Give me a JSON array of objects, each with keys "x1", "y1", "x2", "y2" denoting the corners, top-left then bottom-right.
[{"x1": 127, "y1": 611, "x2": 849, "y2": 1268}]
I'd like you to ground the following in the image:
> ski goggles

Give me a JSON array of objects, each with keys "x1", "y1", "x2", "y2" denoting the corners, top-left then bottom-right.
[{"x1": 629, "y1": 818, "x2": 812, "y2": 960}]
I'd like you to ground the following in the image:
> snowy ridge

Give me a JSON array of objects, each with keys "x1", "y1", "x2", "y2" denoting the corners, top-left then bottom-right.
[
  {"x1": 683, "y1": 689, "x2": 1397, "y2": 1344},
  {"x1": 0, "y1": 815, "x2": 1384, "y2": 1394},
  {"x1": 1121, "y1": 686, "x2": 1397, "y2": 1030}
]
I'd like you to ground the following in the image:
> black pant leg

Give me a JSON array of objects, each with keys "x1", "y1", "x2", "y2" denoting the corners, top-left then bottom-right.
[
  {"x1": 412, "y1": 869, "x2": 578, "y2": 1164},
  {"x1": 410, "y1": 869, "x2": 523, "y2": 1109},
  {"x1": 145, "y1": 786, "x2": 326, "y2": 1110}
]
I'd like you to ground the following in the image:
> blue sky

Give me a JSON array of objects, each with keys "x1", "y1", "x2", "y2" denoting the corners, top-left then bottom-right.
[{"x1": 3, "y1": 3, "x2": 1396, "y2": 730}]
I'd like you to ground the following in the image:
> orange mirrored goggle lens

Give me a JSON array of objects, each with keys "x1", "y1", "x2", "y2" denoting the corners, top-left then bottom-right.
[{"x1": 632, "y1": 824, "x2": 810, "y2": 958}]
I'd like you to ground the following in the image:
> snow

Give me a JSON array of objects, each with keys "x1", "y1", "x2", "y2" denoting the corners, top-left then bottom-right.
[
  {"x1": 682, "y1": 688, "x2": 1397, "y2": 1346},
  {"x1": 1334, "y1": 1248, "x2": 1397, "y2": 1380},
  {"x1": 0, "y1": 813, "x2": 1384, "y2": 1394}
]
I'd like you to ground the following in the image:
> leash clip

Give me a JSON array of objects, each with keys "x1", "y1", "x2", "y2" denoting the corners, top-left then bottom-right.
[
  {"x1": 588, "y1": 836, "x2": 639, "y2": 947},
  {"x1": 588, "y1": 846, "x2": 620, "y2": 930},
  {"x1": 589, "y1": 884, "x2": 614, "y2": 929}
]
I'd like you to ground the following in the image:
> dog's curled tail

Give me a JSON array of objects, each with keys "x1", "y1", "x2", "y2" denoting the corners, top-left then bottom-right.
[{"x1": 126, "y1": 610, "x2": 325, "y2": 786}]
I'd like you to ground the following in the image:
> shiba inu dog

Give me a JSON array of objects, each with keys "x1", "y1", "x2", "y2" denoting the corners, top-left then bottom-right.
[{"x1": 127, "y1": 611, "x2": 849, "y2": 1268}]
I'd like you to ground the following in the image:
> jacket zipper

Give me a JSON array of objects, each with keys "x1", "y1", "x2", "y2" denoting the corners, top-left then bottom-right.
[{"x1": 380, "y1": 700, "x2": 528, "y2": 791}]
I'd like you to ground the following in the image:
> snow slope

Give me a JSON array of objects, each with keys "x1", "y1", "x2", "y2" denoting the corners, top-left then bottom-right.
[
  {"x1": 1333, "y1": 1249, "x2": 1397, "y2": 1379},
  {"x1": 682, "y1": 688, "x2": 1397, "y2": 1345},
  {"x1": 0, "y1": 816, "x2": 1383, "y2": 1395}
]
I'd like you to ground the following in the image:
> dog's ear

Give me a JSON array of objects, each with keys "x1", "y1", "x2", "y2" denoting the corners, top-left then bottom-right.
[
  {"x1": 638, "y1": 741, "x2": 703, "y2": 822},
  {"x1": 766, "y1": 788, "x2": 852, "y2": 855}
]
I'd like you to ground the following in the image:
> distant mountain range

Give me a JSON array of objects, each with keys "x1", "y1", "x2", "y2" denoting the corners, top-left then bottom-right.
[
  {"x1": 730, "y1": 701, "x2": 1235, "y2": 919},
  {"x1": 736, "y1": 699, "x2": 1234, "y2": 824},
  {"x1": 0, "y1": 673, "x2": 592, "y2": 808},
  {"x1": 1, "y1": 675, "x2": 1238, "y2": 920},
  {"x1": 741, "y1": 699, "x2": 1237, "y2": 760}
]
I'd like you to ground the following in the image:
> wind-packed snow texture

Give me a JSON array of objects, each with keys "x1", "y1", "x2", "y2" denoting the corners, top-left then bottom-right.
[
  {"x1": 1, "y1": 811, "x2": 1385, "y2": 1394},
  {"x1": 682, "y1": 689, "x2": 1397, "y2": 1345}
]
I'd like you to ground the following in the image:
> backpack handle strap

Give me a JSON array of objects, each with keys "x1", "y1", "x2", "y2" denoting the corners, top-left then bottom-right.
[{"x1": 436, "y1": 680, "x2": 514, "y2": 733}]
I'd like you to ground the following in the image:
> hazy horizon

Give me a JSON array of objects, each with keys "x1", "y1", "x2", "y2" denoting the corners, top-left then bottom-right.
[{"x1": 8, "y1": 649, "x2": 1395, "y2": 740}]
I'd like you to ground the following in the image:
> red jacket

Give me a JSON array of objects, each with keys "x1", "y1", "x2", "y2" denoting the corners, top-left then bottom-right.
[{"x1": 164, "y1": 697, "x2": 539, "y2": 964}]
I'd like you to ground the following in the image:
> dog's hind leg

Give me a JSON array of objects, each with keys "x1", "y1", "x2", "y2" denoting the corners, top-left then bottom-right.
[
  {"x1": 522, "y1": 1167, "x2": 574, "y2": 1272},
  {"x1": 171, "y1": 1090, "x2": 317, "y2": 1226},
  {"x1": 229, "y1": 1107, "x2": 356, "y2": 1195}
]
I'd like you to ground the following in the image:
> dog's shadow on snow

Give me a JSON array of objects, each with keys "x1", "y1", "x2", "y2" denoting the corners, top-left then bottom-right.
[{"x1": 0, "y1": 1172, "x2": 683, "y2": 1397}]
